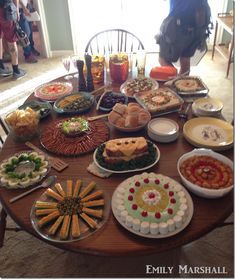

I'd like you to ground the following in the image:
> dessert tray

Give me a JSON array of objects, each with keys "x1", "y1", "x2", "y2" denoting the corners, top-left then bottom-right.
[
  {"x1": 93, "y1": 139, "x2": 160, "y2": 173},
  {"x1": 177, "y1": 148, "x2": 233, "y2": 198},
  {"x1": 171, "y1": 76, "x2": 209, "y2": 97},
  {"x1": 54, "y1": 92, "x2": 95, "y2": 114},
  {"x1": 111, "y1": 172, "x2": 193, "y2": 238},
  {"x1": 34, "y1": 82, "x2": 73, "y2": 102},
  {"x1": 40, "y1": 118, "x2": 109, "y2": 156},
  {"x1": 0, "y1": 151, "x2": 50, "y2": 189},
  {"x1": 183, "y1": 117, "x2": 233, "y2": 151},
  {"x1": 134, "y1": 87, "x2": 184, "y2": 116},
  {"x1": 31, "y1": 179, "x2": 110, "y2": 242},
  {"x1": 19, "y1": 100, "x2": 52, "y2": 119},
  {"x1": 120, "y1": 77, "x2": 159, "y2": 98}
]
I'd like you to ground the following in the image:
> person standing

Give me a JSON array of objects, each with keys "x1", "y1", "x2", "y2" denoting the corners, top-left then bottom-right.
[
  {"x1": 156, "y1": 0, "x2": 211, "y2": 74},
  {"x1": 19, "y1": 0, "x2": 40, "y2": 63},
  {"x1": 0, "y1": 0, "x2": 26, "y2": 78}
]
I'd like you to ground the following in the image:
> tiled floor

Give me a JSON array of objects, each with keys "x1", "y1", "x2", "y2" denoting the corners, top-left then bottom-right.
[{"x1": 0, "y1": 37, "x2": 234, "y2": 278}]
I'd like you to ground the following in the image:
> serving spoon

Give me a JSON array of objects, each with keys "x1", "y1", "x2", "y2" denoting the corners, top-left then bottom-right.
[{"x1": 9, "y1": 175, "x2": 57, "y2": 203}]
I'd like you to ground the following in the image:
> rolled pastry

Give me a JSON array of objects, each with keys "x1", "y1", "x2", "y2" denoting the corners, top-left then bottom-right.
[
  {"x1": 54, "y1": 183, "x2": 66, "y2": 197},
  {"x1": 82, "y1": 207, "x2": 103, "y2": 218},
  {"x1": 38, "y1": 210, "x2": 60, "y2": 228},
  {"x1": 46, "y1": 188, "x2": 64, "y2": 202},
  {"x1": 35, "y1": 208, "x2": 58, "y2": 216},
  {"x1": 71, "y1": 214, "x2": 80, "y2": 238},
  {"x1": 79, "y1": 181, "x2": 96, "y2": 198},
  {"x1": 81, "y1": 190, "x2": 103, "y2": 202},
  {"x1": 35, "y1": 201, "x2": 58, "y2": 209},
  {"x1": 82, "y1": 199, "x2": 104, "y2": 208},
  {"x1": 73, "y1": 179, "x2": 82, "y2": 198},
  {"x1": 80, "y1": 213, "x2": 97, "y2": 229},
  {"x1": 48, "y1": 215, "x2": 64, "y2": 235},
  {"x1": 66, "y1": 180, "x2": 73, "y2": 197},
  {"x1": 60, "y1": 215, "x2": 71, "y2": 240}
]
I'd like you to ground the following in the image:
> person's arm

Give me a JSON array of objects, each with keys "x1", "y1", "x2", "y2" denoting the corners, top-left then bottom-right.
[
  {"x1": 19, "y1": 0, "x2": 31, "y2": 16},
  {"x1": 13, "y1": 0, "x2": 20, "y2": 20}
]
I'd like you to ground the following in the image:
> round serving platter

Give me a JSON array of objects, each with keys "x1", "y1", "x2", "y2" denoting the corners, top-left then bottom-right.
[
  {"x1": 183, "y1": 117, "x2": 233, "y2": 151},
  {"x1": 31, "y1": 180, "x2": 110, "y2": 243},
  {"x1": 40, "y1": 118, "x2": 109, "y2": 156},
  {"x1": 111, "y1": 174, "x2": 193, "y2": 238},
  {"x1": 34, "y1": 82, "x2": 73, "y2": 102},
  {"x1": 0, "y1": 150, "x2": 51, "y2": 189}
]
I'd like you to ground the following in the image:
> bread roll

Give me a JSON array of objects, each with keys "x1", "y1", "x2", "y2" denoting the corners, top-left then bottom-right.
[
  {"x1": 115, "y1": 117, "x2": 125, "y2": 127},
  {"x1": 127, "y1": 103, "x2": 140, "y2": 109},
  {"x1": 112, "y1": 103, "x2": 127, "y2": 115},
  {"x1": 127, "y1": 104, "x2": 141, "y2": 115},
  {"x1": 108, "y1": 111, "x2": 121, "y2": 124},
  {"x1": 125, "y1": 114, "x2": 139, "y2": 128},
  {"x1": 138, "y1": 111, "x2": 150, "y2": 125}
]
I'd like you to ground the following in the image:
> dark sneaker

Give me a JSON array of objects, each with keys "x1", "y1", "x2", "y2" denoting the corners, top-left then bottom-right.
[
  {"x1": 13, "y1": 68, "x2": 27, "y2": 80},
  {"x1": 25, "y1": 54, "x2": 38, "y2": 63},
  {"x1": 0, "y1": 67, "x2": 12, "y2": 77},
  {"x1": 31, "y1": 48, "x2": 40, "y2": 56}
]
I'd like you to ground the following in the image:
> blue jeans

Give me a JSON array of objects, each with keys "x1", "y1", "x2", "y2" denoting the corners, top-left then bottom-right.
[{"x1": 18, "y1": 10, "x2": 34, "y2": 57}]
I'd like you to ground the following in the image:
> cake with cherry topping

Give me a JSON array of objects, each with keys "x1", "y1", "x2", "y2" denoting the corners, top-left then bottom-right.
[{"x1": 113, "y1": 172, "x2": 190, "y2": 235}]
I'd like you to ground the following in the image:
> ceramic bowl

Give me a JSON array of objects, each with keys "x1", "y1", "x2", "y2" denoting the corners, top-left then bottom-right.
[
  {"x1": 147, "y1": 118, "x2": 179, "y2": 143},
  {"x1": 177, "y1": 148, "x2": 234, "y2": 198}
]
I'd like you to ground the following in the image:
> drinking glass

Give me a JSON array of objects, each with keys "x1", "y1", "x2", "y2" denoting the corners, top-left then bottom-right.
[
  {"x1": 136, "y1": 50, "x2": 146, "y2": 76},
  {"x1": 62, "y1": 56, "x2": 73, "y2": 80},
  {"x1": 91, "y1": 55, "x2": 105, "y2": 84},
  {"x1": 109, "y1": 53, "x2": 129, "y2": 83},
  {"x1": 71, "y1": 55, "x2": 80, "y2": 78}
]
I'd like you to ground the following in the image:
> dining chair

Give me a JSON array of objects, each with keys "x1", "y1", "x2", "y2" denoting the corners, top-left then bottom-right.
[
  {"x1": 0, "y1": 117, "x2": 9, "y2": 147},
  {"x1": 85, "y1": 29, "x2": 145, "y2": 55},
  {"x1": 0, "y1": 117, "x2": 21, "y2": 248}
]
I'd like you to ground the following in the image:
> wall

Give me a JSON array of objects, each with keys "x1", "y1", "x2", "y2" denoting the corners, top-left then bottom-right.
[{"x1": 42, "y1": 0, "x2": 73, "y2": 51}]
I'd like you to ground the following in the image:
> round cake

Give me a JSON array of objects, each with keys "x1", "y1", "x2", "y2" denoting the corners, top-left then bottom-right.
[{"x1": 113, "y1": 172, "x2": 191, "y2": 236}]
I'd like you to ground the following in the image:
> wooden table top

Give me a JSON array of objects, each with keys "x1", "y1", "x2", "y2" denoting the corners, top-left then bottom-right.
[{"x1": 0, "y1": 76, "x2": 233, "y2": 256}]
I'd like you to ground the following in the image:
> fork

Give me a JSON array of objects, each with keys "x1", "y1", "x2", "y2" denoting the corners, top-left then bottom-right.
[{"x1": 25, "y1": 142, "x2": 69, "y2": 172}]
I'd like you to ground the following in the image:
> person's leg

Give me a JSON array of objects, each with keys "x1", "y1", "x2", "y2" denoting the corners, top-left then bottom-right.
[
  {"x1": 8, "y1": 41, "x2": 26, "y2": 79},
  {"x1": 0, "y1": 38, "x2": 12, "y2": 76},
  {"x1": 179, "y1": 57, "x2": 190, "y2": 75},
  {"x1": 159, "y1": 56, "x2": 174, "y2": 67},
  {"x1": 28, "y1": 21, "x2": 40, "y2": 56},
  {"x1": 19, "y1": 11, "x2": 37, "y2": 63}
]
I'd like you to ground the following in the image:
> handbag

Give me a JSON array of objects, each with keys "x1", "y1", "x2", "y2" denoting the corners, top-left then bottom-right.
[
  {"x1": 4, "y1": 0, "x2": 17, "y2": 21},
  {"x1": 15, "y1": 22, "x2": 30, "y2": 48}
]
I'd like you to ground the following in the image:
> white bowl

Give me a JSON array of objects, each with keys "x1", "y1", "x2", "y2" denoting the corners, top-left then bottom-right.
[
  {"x1": 177, "y1": 148, "x2": 234, "y2": 199},
  {"x1": 147, "y1": 118, "x2": 179, "y2": 143}
]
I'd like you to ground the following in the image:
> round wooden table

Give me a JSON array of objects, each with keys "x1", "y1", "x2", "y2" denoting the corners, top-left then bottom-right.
[{"x1": 0, "y1": 77, "x2": 233, "y2": 256}]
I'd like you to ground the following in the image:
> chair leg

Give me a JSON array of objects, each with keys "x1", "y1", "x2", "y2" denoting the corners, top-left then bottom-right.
[{"x1": 0, "y1": 207, "x2": 7, "y2": 248}]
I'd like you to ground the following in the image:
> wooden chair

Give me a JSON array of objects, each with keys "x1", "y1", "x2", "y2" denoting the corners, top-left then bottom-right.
[
  {"x1": 0, "y1": 117, "x2": 9, "y2": 147},
  {"x1": 0, "y1": 117, "x2": 21, "y2": 248},
  {"x1": 85, "y1": 29, "x2": 144, "y2": 55}
]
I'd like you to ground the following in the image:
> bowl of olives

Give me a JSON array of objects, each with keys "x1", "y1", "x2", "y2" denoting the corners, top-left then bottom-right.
[{"x1": 96, "y1": 91, "x2": 128, "y2": 112}]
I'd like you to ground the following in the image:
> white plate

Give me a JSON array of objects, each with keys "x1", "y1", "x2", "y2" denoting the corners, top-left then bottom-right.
[
  {"x1": 93, "y1": 142, "x2": 160, "y2": 174},
  {"x1": 111, "y1": 174, "x2": 194, "y2": 238},
  {"x1": 177, "y1": 148, "x2": 234, "y2": 198}
]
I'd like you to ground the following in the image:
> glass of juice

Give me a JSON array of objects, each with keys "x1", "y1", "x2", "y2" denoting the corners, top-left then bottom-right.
[
  {"x1": 109, "y1": 53, "x2": 129, "y2": 83},
  {"x1": 91, "y1": 55, "x2": 105, "y2": 84}
]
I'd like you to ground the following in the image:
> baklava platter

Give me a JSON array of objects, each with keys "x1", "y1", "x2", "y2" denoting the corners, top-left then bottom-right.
[{"x1": 31, "y1": 179, "x2": 110, "y2": 242}]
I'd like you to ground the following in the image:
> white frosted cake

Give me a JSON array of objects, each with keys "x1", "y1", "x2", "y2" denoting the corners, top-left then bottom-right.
[{"x1": 113, "y1": 172, "x2": 190, "y2": 236}]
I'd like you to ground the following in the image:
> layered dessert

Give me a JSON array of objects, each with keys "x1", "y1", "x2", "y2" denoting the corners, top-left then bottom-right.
[{"x1": 113, "y1": 173, "x2": 190, "y2": 235}]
